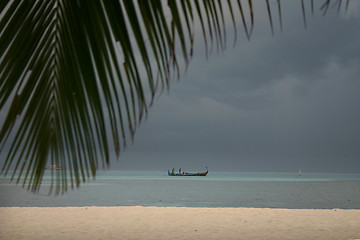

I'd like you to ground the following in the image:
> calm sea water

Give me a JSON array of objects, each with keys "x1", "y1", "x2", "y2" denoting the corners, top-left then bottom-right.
[{"x1": 1, "y1": 171, "x2": 360, "y2": 209}]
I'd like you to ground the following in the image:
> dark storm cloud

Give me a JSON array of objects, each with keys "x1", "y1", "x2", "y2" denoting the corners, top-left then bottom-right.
[
  {"x1": 116, "y1": 1, "x2": 360, "y2": 173},
  {"x1": 1, "y1": 2, "x2": 359, "y2": 173},
  {"x1": 187, "y1": 11, "x2": 360, "y2": 108}
]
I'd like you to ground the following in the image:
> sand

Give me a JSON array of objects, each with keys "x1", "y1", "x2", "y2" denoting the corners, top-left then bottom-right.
[{"x1": 0, "y1": 207, "x2": 359, "y2": 240}]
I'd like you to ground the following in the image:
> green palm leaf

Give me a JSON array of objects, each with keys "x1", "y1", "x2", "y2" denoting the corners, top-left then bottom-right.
[{"x1": 0, "y1": 0, "x2": 347, "y2": 193}]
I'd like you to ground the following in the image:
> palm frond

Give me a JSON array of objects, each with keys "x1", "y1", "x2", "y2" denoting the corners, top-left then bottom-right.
[{"x1": 301, "y1": 0, "x2": 307, "y2": 28}]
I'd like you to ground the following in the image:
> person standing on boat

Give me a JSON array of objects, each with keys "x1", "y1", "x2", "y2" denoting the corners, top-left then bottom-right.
[
  {"x1": 172, "y1": 168, "x2": 174, "y2": 175},
  {"x1": 179, "y1": 168, "x2": 181, "y2": 174}
]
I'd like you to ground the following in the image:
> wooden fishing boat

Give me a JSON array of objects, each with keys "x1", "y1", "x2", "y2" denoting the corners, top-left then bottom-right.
[
  {"x1": 45, "y1": 165, "x2": 62, "y2": 170},
  {"x1": 168, "y1": 167, "x2": 208, "y2": 176}
]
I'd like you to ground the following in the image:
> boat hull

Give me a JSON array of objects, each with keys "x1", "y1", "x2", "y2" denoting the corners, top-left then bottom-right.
[
  {"x1": 45, "y1": 165, "x2": 61, "y2": 170},
  {"x1": 168, "y1": 168, "x2": 208, "y2": 176}
]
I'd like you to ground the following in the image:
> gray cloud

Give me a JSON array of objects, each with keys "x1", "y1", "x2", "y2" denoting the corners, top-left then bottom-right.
[
  {"x1": 115, "y1": 2, "x2": 360, "y2": 173},
  {"x1": 2, "y1": 2, "x2": 358, "y2": 173}
]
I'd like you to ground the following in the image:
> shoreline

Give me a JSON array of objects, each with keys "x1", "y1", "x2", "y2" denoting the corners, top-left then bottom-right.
[
  {"x1": 1, "y1": 205, "x2": 360, "y2": 210},
  {"x1": 1, "y1": 206, "x2": 360, "y2": 240}
]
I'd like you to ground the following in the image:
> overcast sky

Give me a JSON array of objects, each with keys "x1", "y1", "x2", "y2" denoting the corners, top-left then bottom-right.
[
  {"x1": 111, "y1": 1, "x2": 360, "y2": 173},
  {"x1": 1, "y1": 2, "x2": 359, "y2": 174}
]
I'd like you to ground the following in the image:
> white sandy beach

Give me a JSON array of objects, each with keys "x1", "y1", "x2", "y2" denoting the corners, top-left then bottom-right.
[{"x1": 0, "y1": 207, "x2": 359, "y2": 240}]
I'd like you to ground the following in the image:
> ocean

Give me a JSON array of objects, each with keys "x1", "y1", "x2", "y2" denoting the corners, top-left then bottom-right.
[{"x1": 1, "y1": 171, "x2": 360, "y2": 209}]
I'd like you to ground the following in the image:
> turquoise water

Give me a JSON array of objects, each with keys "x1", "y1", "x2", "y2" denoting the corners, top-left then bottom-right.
[{"x1": 1, "y1": 171, "x2": 360, "y2": 209}]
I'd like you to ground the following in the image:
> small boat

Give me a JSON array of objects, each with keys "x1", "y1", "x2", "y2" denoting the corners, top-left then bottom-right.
[
  {"x1": 168, "y1": 167, "x2": 208, "y2": 176},
  {"x1": 45, "y1": 165, "x2": 62, "y2": 170}
]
